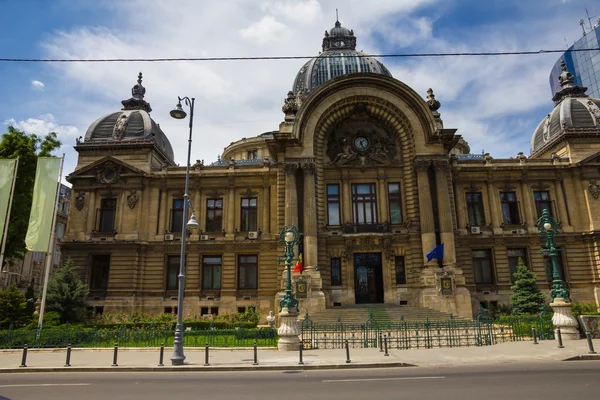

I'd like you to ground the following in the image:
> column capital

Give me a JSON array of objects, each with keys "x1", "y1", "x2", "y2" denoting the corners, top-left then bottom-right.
[
  {"x1": 432, "y1": 159, "x2": 450, "y2": 172},
  {"x1": 414, "y1": 159, "x2": 431, "y2": 172},
  {"x1": 300, "y1": 162, "x2": 316, "y2": 174},
  {"x1": 283, "y1": 163, "x2": 298, "y2": 175}
]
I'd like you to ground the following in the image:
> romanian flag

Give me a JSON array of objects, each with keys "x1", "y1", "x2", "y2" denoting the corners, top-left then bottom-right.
[{"x1": 293, "y1": 253, "x2": 303, "y2": 273}]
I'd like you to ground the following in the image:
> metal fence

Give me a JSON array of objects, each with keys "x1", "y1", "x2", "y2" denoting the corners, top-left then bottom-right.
[
  {"x1": 0, "y1": 326, "x2": 278, "y2": 349},
  {"x1": 300, "y1": 312, "x2": 554, "y2": 350}
]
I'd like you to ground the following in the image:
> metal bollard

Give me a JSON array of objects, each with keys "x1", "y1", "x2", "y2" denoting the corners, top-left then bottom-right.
[
  {"x1": 586, "y1": 331, "x2": 597, "y2": 354},
  {"x1": 65, "y1": 344, "x2": 72, "y2": 367},
  {"x1": 158, "y1": 343, "x2": 164, "y2": 366},
  {"x1": 384, "y1": 334, "x2": 389, "y2": 356},
  {"x1": 532, "y1": 328, "x2": 538, "y2": 345},
  {"x1": 111, "y1": 343, "x2": 119, "y2": 367},
  {"x1": 345, "y1": 340, "x2": 351, "y2": 363},
  {"x1": 379, "y1": 332, "x2": 383, "y2": 352},
  {"x1": 253, "y1": 341, "x2": 258, "y2": 365},
  {"x1": 556, "y1": 327, "x2": 564, "y2": 349},
  {"x1": 204, "y1": 343, "x2": 210, "y2": 366},
  {"x1": 298, "y1": 343, "x2": 304, "y2": 365},
  {"x1": 20, "y1": 344, "x2": 28, "y2": 368}
]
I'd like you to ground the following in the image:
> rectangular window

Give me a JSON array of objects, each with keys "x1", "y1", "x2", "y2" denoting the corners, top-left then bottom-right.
[
  {"x1": 56, "y1": 223, "x2": 65, "y2": 239},
  {"x1": 98, "y1": 198, "x2": 116, "y2": 232},
  {"x1": 240, "y1": 198, "x2": 258, "y2": 231},
  {"x1": 53, "y1": 248, "x2": 61, "y2": 266},
  {"x1": 171, "y1": 199, "x2": 184, "y2": 233},
  {"x1": 352, "y1": 183, "x2": 377, "y2": 225},
  {"x1": 206, "y1": 199, "x2": 223, "y2": 232},
  {"x1": 534, "y1": 191, "x2": 553, "y2": 218},
  {"x1": 331, "y1": 258, "x2": 342, "y2": 286},
  {"x1": 247, "y1": 150, "x2": 258, "y2": 160},
  {"x1": 395, "y1": 256, "x2": 406, "y2": 285},
  {"x1": 202, "y1": 256, "x2": 222, "y2": 290},
  {"x1": 472, "y1": 249, "x2": 494, "y2": 284},
  {"x1": 238, "y1": 255, "x2": 258, "y2": 289},
  {"x1": 90, "y1": 255, "x2": 110, "y2": 290},
  {"x1": 466, "y1": 192, "x2": 485, "y2": 226},
  {"x1": 507, "y1": 248, "x2": 528, "y2": 283},
  {"x1": 327, "y1": 184, "x2": 341, "y2": 226},
  {"x1": 166, "y1": 256, "x2": 180, "y2": 290},
  {"x1": 500, "y1": 191, "x2": 520, "y2": 225},
  {"x1": 388, "y1": 183, "x2": 402, "y2": 224}
]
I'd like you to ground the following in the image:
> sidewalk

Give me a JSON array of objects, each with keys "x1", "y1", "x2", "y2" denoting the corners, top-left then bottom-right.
[{"x1": 0, "y1": 339, "x2": 598, "y2": 373}]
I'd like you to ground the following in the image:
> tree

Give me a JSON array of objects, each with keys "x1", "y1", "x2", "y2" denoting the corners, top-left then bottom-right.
[
  {"x1": 0, "y1": 126, "x2": 61, "y2": 262},
  {"x1": 0, "y1": 284, "x2": 32, "y2": 328},
  {"x1": 510, "y1": 258, "x2": 547, "y2": 315},
  {"x1": 45, "y1": 259, "x2": 88, "y2": 323}
]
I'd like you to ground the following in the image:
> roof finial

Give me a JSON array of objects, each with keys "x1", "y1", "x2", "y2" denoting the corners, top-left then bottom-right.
[
  {"x1": 121, "y1": 71, "x2": 152, "y2": 112},
  {"x1": 427, "y1": 88, "x2": 441, "y2": 111},
  {"x1": 137, "y1": 72, "x2": 143, "y2": 85},
  {"x1": 552, "y1": 59, "x2": 588, "y2": 104},
  {"x1": 335, "y1": 9, "x2": 340, "y2": 27}
]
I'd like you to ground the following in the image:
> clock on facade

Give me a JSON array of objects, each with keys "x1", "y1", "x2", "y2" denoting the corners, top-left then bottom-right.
[{"x1": 353, "y1": 136, "x2": 369, "y2": 151}]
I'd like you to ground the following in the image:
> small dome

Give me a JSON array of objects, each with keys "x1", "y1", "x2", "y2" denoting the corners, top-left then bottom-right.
[
  {"x1": 530, "y1": 60, "x2": 600, "y2": 155},
  {"x1": 83, "y1": 73, "x2": 175, "y2": 163},
  {"x1": 292, "y1": 20, "x2": 392, "y2": 95}
]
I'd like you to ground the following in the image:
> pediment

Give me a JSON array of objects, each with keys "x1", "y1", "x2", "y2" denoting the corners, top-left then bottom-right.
[
  {"x1": 577, "y1": 149, "x2": 600, "y2": 166},
  {"x1": 66, "y1": 156, "x2": 148, "y2": 184}
]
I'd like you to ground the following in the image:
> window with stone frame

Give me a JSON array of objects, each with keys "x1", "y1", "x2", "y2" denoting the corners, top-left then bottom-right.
[
  {"x1": 170, "y1": 199, "x2": 184, "y2": 233},
  {"x1": 534, "y1": 191, "x2": 553, "y2": 218},
  {"x1": 240, "y1": 197, "x2": 258, "y2": 231},
  {"x1": 395, "y1": 256, "x2": 406, "y2": 284},
  {"x1": 466, "y1": 192, "x2": 485, "y2": 226},
  {"x1": 205, "y1": 198, "x2": 223, "y2": 232},
  {"x1": 500, "y1": 191, "x2": 520, "y2": 225},
  {"x1": 90, "y1": 254, "x2": 110, "y2": 290},
  {"x1": 238, "y1": 255, "x2": 258, "y2": 290},
  {"x1": 388, "y1": 183, "x2": 402, "y2": 224},
  {"x1": 202, "y1": 256, "x2": 222, "y2": 290},
  {"x1": 327, "y1": 184, "x2": 341, "y2": 226},
  {"x1": 472, "y1": 249, "x2": 495, "y2": 284},
  {"x1": 98, "y1": 198, "x2": 117, "y2": 232},
  {"x1": 507, "y1": 248, "x2": 528, "y2": 283},
  {"x1": 352, "y1": 183, "x2": 378, "y2": 225},
  {"x1": 331, "y1": 257, "x2": 342, "y2": 286},
  {"x1": 166, "y1": 255, "x2": 180, "y2": 290}
]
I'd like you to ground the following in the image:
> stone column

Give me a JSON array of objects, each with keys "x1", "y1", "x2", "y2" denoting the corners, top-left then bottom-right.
[
  {"x1": 486, "y1": 181, "x2": 501, "y2": 234},
  {"x1": 302, "y1": 162, "x2": 317, "y2": 270},
  {"x1": 284, "y1": 163, "x2": 298, "y2": 228},
  {"x1": 377, "y1": 169, "x2": 388, "y2": 223},
  {"x1": 226, "y1": 186, "x2": 235, "y2": 238},
  {"x1": 262, "y1": 184, "x2": 270, "y2": 236},
  {"x1": 158, "y1": 189, "x2": 168, "y2": 236},
  {"x1": 554, "y1": 179, "x2": 571, "y2": 231},
  {"x1": 520, "y1": 179, "x2": 535, "y2": 231},
  {"x1": 341, "y1": 171, "x2": 352, "y2": 225},
  {"x1": 454, "y1": 182, "x2": 468, "y2": 231},
  {"x1": 86, "y1": 190, "x2": 97, "y2": 236},
  {"x1": 433, "y1": 160, "x2": 456, "y2": 266},
  {"x1": 415, "y1": 160, "x2": 436, "y2": 266}
]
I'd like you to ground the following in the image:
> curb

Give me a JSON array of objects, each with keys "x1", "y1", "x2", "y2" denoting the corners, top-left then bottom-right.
[
  {"x1": 563, "y1": 354, "x2": 600, "y2": 361},
  {"x1": 0, "y1": 362, "x2": 415, "y2": 373}
]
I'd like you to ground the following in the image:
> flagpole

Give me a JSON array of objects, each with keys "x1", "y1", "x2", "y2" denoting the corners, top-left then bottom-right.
[
  {"x1": 37, "y1": 155, "x2": 64, "y2": 333},
  {"x1": 0, "y1": 157, "x2": 19, "y2": 272}
]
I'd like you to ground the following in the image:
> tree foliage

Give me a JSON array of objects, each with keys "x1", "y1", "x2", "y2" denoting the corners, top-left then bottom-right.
[
  {"x1": 0, "y1": 126, "x2": 61, "y2": 262},
  {"x1": 0, "y1": 284, "x2": 32, "y2": 328},
  {"x1": 46, "y1": 259, "x2": 88, "y2": 323},
  {"x1": 510, "y1": 258, "x2": 547, "y2": 315}
]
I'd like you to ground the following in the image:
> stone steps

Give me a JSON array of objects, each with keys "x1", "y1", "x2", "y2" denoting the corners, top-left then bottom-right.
[{"x1": 303, "y1": 305, "x2": 457, "y2": 324}]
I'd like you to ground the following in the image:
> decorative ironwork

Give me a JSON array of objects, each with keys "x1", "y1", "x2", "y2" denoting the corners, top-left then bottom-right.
[{"x1": 537, "y1": 208, "x2": 569, "y2": 302}]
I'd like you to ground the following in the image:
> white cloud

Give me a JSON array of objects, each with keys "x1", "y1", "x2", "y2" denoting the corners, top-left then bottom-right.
[
  {"x1": 240, "y1": 15, "x2": 288, "y2": 45},
  {"x1": 31, "y1": 80, "x2": 45, "y2": 90},
  {"x1": 4, "y1": 114, "x2": 79, "y2": 139}
]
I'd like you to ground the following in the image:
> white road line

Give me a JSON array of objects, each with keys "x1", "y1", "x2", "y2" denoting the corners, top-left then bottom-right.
[
  {"x1": 322, "y1": 376, "x2": 446, "y2": 383},
  {"x1": 0, "y1": 383, "x2": 91, "y2": 388}
]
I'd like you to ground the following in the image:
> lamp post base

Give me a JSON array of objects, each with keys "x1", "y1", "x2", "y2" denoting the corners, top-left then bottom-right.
[
  {"x1": 277, "y1": 307, "x2": 300, "y2": 351},
  {"x1": 551, "y1": 298, "x2": 580, "y2": 340}
]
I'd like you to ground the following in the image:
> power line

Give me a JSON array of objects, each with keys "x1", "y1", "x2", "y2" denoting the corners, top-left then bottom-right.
[{"x1": 0, "y1": 48, "x2": 598, "y2": 63}]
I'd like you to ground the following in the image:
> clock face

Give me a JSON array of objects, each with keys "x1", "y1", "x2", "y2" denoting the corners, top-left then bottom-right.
[
  {"x1": 335, "y1": 40, "x2": 345, "y2": 47},
  {"x1": 354, "y1": 136, "x2": 369, "y2": 151}
]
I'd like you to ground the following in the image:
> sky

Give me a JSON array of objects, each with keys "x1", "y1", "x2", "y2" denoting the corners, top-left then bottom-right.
[{"x1": 1, "y1": 0, "x2": 598, "y2": 183}]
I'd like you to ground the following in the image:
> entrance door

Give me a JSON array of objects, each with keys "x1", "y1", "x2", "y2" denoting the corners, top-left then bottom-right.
[{"x1": 354, "y1": 253, "x2": 383, "y2": 304}]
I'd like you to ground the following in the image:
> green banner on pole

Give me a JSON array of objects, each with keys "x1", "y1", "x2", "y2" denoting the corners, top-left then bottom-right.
[
  {"x1": 25, "y1": 157, "x2": 61, "y2": 252},
  {"x1": 0, "y1": 159, "x2": 17, "y2": 245}
]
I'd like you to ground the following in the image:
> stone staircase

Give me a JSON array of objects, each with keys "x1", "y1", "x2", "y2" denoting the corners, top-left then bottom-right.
[{"x1": 302, "y1": 304, "x2": 458, "y2": 324}]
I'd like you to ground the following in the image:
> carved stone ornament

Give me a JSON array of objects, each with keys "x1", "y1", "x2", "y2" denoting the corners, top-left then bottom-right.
[
  {"x1": 589, "y1": 180, "x2": 600, "y2": 199},
  {"x1": 464, "y1": 183, "x2": 482, "y2": 192},
  {"x1": 126, "y1": 190, "x2": 139, "y2": 209},
  {"x1": 282, "y1": 91, "x2": 303, "y2": 116},
  {"x1": 413, "y1": 159, "x2": 431, "y2": 172},
  {"x1": 301, "y1": 162, "x2": 316, "y2": 174},
  {"x1": 75, "y1": 192, "x2": 86, "y2": 211},
  {"x1": 240, "y1": 188, "x2": 259, "y2": 197},
  {"x1": 586, "y1": 99, "x2": 600, "y2": 125},
  {"x1": 113, "y1": 113, "x2": 130, "y2": 140},
  {"x1": 283, "y1": 163, "x2": 298, "y2": 175},
  {"x1": 96, "y1": 161, "x2": 122, "y2": 185},
  {"x1": 327, "y1": 104, "x2": 398, "y2": 168},
  {"x1": 206, "y1": 190, "x2": 224, "y2": 198},
  {"x1": 432, "y1": 159, "x2": 450, "y2": 172}
]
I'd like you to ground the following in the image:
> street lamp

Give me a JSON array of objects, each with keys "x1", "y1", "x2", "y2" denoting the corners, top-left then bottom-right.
[
  {"x1": 169, "y1": 96, "x2": 198, "y2": 365},
  {"x1": 277, "y1": 225, "x2": 301, "y2": 351}
]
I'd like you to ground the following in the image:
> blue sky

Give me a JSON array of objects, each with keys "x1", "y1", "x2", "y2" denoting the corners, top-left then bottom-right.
[{"x1": 1, "y1": 0, "x2": 598, "y2": 180}]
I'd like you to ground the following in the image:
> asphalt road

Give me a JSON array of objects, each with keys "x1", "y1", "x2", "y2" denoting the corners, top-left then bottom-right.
[{"x1": 0, "y1": 362, "x2": 598, "y2": 400}]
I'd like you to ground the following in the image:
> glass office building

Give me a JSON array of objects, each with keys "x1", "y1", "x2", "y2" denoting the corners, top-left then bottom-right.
[{"x1": 549, "y1": 24, "x2": 600, "y2": 99}]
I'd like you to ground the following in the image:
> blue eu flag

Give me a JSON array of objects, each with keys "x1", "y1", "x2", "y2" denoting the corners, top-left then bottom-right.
[{"x1": 426, "y1": 243, "x2": 444, "y2": 262}]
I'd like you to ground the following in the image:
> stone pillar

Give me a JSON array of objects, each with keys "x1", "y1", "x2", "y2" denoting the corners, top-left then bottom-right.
[
  {"x1": 262, "y1": 184, "x2": 270, "y2": 236},
  {"x1": 158, "y1": 189, "x2": 168, "y2": 236},
  {"x1": 551, "y1": 298, "x2": 580, "y2": 340},
  {"x1": 433, "y1": 160, "x2": 456, "y2": 266},
  {"x1": 415, "y1": 160, "x2": 436, "y2": 266},
  {"x1": 284, "y1": 163, "x2": 298, "y2": 228},
  {"x1": 377, "y1": 168, "x2": 388, "y2": 223},
  {"x1": 454, "y1": 182, "x2": 468, "y2": 232},
  {"x1": 520, "y1": 180, "x2": 536, "y2": 232},
  {"x1": 277, "y1": 307, "x2": 300, "y2": 351},
  {"x1": 226, "y1": 186, "x2": 235, "y2": 238},
  {"x1": 302, "y1": 162, "x2": 317, "y2": 270},
  {"x1": 486, "y1": 181, "x2": 502, "y2": 234},
  {"x1": 554, "y1": 179, "x2": 572, "y2": 231},
  {"x1": 341, "y1": 171, "x2": 352, "y2": 224},
  {"x1": 86, "y1": 190, "x2": 97, "y2": 237}
]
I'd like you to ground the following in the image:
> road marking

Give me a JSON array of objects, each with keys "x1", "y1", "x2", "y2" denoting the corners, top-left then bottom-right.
[
  {"x1": 322, "y1": 376, "x2": 445, "y2": 383},
  {"x1": 0, "y1": 383, "x2": 90, "y2": 388}
]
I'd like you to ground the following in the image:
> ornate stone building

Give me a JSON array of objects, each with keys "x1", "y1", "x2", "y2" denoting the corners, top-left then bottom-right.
[{"x1": 62, "y1": 22, "x2": 600, "y2": 319}]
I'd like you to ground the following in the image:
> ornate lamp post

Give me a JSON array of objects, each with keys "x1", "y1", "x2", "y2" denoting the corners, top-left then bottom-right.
[
  {"x1": 277, "y1": 225, "x2": 301, "y2": 351},
  {"x1": 537, "y1": 208, "x2": 579, "y2": 340},
  {"x1": 169, "y1": 96, "x2": 200, "y2": 365}
]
